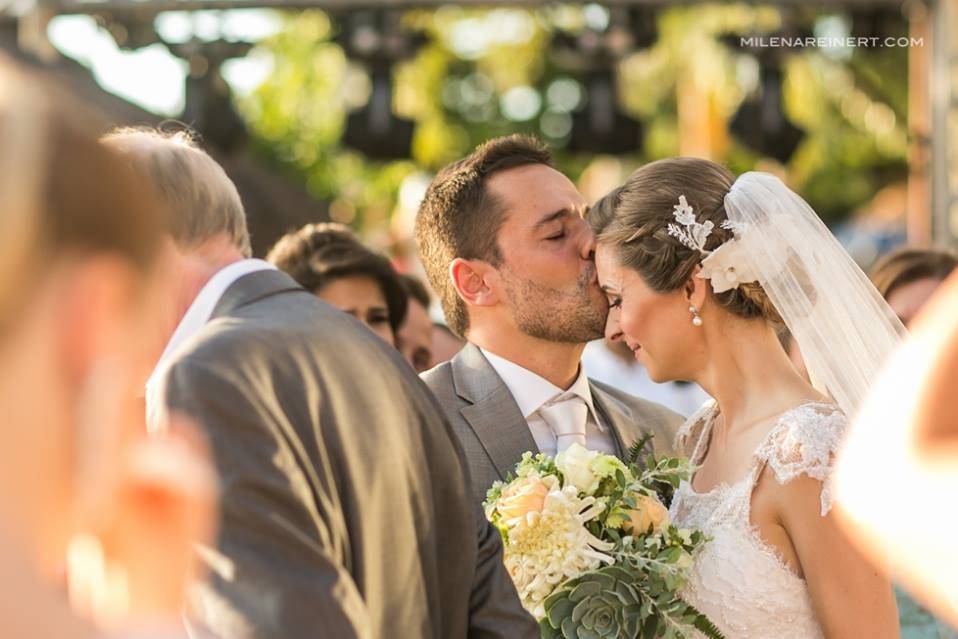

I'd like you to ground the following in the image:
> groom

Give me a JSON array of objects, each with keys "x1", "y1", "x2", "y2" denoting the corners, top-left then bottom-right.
[{"x1": 417, "y1": 135, "x2": 682, "y2": 505}]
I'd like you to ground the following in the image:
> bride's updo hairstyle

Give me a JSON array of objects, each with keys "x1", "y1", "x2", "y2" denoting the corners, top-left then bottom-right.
[{"x1": 598, "y1": 157, "x2": 783, "y2": 325}]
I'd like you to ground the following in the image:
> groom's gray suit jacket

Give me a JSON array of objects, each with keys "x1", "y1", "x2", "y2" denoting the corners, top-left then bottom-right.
[
  {"x1": 160, "y1": 271, "x2": 537, "y2": 639},
  {"x1": 421, "y1": 342, "x2": 684, "y2": 505}
]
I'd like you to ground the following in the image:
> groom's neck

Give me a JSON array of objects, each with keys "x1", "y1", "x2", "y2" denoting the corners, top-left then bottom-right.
[{"x1": 468, "y1": 327, "x2": 585, "y2": 390}]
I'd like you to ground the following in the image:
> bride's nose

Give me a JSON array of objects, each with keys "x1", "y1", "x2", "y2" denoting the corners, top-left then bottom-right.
[{"x1": 605, "y1": 311, "x2": 623, "y2": 343}]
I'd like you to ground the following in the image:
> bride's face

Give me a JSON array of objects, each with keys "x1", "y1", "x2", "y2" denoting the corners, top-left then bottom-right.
[{"x1": 595, "y1": 243, "x2": 702, "y2": 382}]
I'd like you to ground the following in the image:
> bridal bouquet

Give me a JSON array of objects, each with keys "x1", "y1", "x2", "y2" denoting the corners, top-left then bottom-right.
[{"x1": 484, "y1": 438, "x2": 723, "y2": 639}]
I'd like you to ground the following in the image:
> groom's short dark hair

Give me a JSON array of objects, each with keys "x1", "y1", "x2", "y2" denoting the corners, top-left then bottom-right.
[{"x1": 415, "y1": 134, "x2": 552, "y2": 338}]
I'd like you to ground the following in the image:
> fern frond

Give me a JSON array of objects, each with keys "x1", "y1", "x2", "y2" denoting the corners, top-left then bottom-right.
[
  {"x1": 689, "y1": 605, "x2": 726, "y2": 639},
  {"x1": 627, "y1": 432, "x2": 655, "y2": 466}
]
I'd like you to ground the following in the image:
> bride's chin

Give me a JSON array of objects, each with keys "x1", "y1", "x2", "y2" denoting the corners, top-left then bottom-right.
[{"x1": 641, "y1": 356, "x2": 672, "y2": 383}]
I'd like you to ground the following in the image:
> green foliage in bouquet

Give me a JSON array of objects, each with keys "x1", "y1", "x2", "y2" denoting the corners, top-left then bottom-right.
[{"x1": 626, "y1": 433, "x2": 689, "y2": 508}]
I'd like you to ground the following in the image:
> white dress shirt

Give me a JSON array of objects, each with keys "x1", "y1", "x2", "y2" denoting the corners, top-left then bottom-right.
[
  {"x1": 146, "y1": 259, "x2": 277, "y2": 430},
  {"x1": 480, "y1": 348, "x2": 617, "y2": 457}
]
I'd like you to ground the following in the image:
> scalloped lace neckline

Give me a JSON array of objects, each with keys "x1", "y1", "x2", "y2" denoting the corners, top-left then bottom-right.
[{"x1": 687, "y1": 400, "x2": 835, "y2": 497}]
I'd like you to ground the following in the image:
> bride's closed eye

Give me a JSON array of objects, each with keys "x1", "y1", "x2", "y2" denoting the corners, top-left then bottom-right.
[{"x1": 607, "y1": 297, "x2": 622, "y2": 310}]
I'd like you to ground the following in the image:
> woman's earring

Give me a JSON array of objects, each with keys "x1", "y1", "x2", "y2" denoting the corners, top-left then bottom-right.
[{"x1": 689, "y1": 305, "x2": 703, "y2": 327}]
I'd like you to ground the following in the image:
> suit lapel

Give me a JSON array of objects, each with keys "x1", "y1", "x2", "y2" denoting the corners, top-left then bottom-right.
[
  {"x1": 590, "y1": 381, "x2": 638, "y2": 460},
  {"x1": 452, "y1": 344, "x2": 539, "y2": 480}
]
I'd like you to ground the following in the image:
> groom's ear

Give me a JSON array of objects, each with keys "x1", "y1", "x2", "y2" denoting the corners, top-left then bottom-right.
[{"x1": 450, "y1": 258, "x2": 500, "y2": 308}]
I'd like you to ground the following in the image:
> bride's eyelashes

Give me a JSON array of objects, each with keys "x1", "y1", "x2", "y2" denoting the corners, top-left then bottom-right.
[{"x1": 607, "y1": 297, "x2": 622, "y2": 310}]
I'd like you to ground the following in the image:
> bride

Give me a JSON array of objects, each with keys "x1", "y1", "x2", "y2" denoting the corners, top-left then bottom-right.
[{"x1": 593, "y1": 158, "x2": 904, "y2": 638}]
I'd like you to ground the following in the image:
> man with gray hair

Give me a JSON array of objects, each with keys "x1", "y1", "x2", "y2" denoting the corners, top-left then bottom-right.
[{"x1": 105, "y1": 128, "x2": 537, "y2": 639}]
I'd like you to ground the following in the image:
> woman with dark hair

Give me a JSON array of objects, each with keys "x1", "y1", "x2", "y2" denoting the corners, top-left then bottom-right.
[{"x1": 267, "y1": 223, "x2": 408, "y2": 346}]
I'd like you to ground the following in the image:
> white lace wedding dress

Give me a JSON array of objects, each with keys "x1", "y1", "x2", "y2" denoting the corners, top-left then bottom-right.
[{"x1": 669, "y1": 400, "x2": 847, "y2": 639}]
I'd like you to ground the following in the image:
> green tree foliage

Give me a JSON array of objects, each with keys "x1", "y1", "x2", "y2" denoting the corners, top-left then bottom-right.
[{"x1": 239, "y1": 5, "x2": 908, "y2": 232}]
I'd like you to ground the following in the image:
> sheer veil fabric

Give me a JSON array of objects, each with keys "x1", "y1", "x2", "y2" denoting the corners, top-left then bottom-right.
[{"x1": 723, "y1": 172, "x2": 907, "y2": 418}]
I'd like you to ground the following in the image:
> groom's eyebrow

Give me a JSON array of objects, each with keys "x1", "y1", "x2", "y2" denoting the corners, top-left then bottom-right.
[{"x1": 533, "y1": 208, "x2": 573, "y2": 229}]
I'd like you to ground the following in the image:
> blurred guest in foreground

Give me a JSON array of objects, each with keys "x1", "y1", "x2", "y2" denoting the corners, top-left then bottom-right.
[
  {"x1": 0, "y1": 58, "x2": 215, "y2": 638},
  {"x1": 397, "y1": 274, "x2": 434, "y2": 372},
  {"x1": 108, "y1": 128, "x2": 537, "y2": 639},
  {"x1": 267, "y1": 223, "x2": 407, "y2": 346},
  {"x1": 837, "y1": 271, "x2": 958, "y2": 634},
  {"x1": 870, "y1": 247, "x2": 957, "y2": 327},
  {"x1": 854, "y1": 246, "x2": 958, "y2": 639}
]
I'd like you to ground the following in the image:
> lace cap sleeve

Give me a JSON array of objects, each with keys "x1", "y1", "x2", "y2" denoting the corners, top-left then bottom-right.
[
  {"x1": 756, "y1": 403, "x2": 847, "y2": 516},
  {"x1": 674, "y1": 400, "x2": 718, "y2": 459}
]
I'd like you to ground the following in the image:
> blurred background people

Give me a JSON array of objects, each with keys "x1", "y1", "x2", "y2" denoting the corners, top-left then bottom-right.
[
  {"x1": 397, "y1": 273, "x2": 434, "y2": 373},
  {"x1": 268, "y1": 222, "x2": 407, "y2": 346},
  {"x1": 0, "y1": 57, "x2": 214, "y2": 638},
  {"x1": 870, "y1": 248, "x2": 957, "y2": 328}
]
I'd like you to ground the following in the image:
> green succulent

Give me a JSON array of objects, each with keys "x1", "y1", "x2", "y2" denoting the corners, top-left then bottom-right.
[
  {"x1": 539, "y1": 564, "x2": 725, "y2": 639},
  {"x1": 539, "y1": 566, "x2": 641, "y2": 639}
]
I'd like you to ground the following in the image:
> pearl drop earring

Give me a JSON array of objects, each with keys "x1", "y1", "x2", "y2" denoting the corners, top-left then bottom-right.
[{"x1": 689, "y1": 305, "x2": 703, "y2": 327}]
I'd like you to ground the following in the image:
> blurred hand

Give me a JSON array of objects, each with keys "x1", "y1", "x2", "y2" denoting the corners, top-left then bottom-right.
[{"x1": 69, "y1": 414, "x2": 218, "y2": 630}]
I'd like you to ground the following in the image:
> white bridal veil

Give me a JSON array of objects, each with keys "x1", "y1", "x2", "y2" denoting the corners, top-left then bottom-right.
[{"x1": 723, "y1": 172, "x2": 907, "y2": 418}]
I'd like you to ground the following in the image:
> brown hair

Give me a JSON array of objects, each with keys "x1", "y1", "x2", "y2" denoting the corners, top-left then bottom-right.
[
  {"x1": 870, "y1": 247, "x2": 957, "y2": 300},
  {"x1": 102, "y1": 127, "x2": 251, "y2": 258},
  {"x1": 599, "y1": 157, "x2": 782, "y2": 324},
  {"x1": 267, "y1": 222, "x2": 408, "y2": 333},
  {"x1": 588, "y1": 185, "x2": 625, "y2": 235},
  {"x1": 400, "y1": 273, "x2": 432, "y2": 310},
  {"x1": 415, "y1": 134, "x2": 553, "y2": 337},
  {"x1": 0, "y1": 57, "x2": 166, "y2": 333}
]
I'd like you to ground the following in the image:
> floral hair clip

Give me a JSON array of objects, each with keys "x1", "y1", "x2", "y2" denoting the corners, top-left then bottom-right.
[{"x1": 636, "y1": 194, "x2": 759, "y2": 294}]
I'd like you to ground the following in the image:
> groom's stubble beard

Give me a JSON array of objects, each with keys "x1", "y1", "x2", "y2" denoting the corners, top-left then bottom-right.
[{"x1": 500, "y1": 262, "x2": 607, "y2": 344}]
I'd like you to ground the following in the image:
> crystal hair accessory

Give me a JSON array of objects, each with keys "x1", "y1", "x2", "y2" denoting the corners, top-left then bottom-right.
[{"x1": 645, "y1": 194, "x2": 759, "y2": 294}]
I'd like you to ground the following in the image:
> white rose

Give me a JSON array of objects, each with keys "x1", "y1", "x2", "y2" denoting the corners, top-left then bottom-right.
[{"x1": 555, "y1": 443, "x2": 602, "y2": 494}]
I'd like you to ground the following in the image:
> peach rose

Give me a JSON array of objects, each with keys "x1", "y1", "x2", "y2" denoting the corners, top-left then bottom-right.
[
  {"x1": 622, "y1": 494, "x2": 669, "y2": 534},
  {"x1": 497, "y1": 476, "x2": 549, "y2": 521}
]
